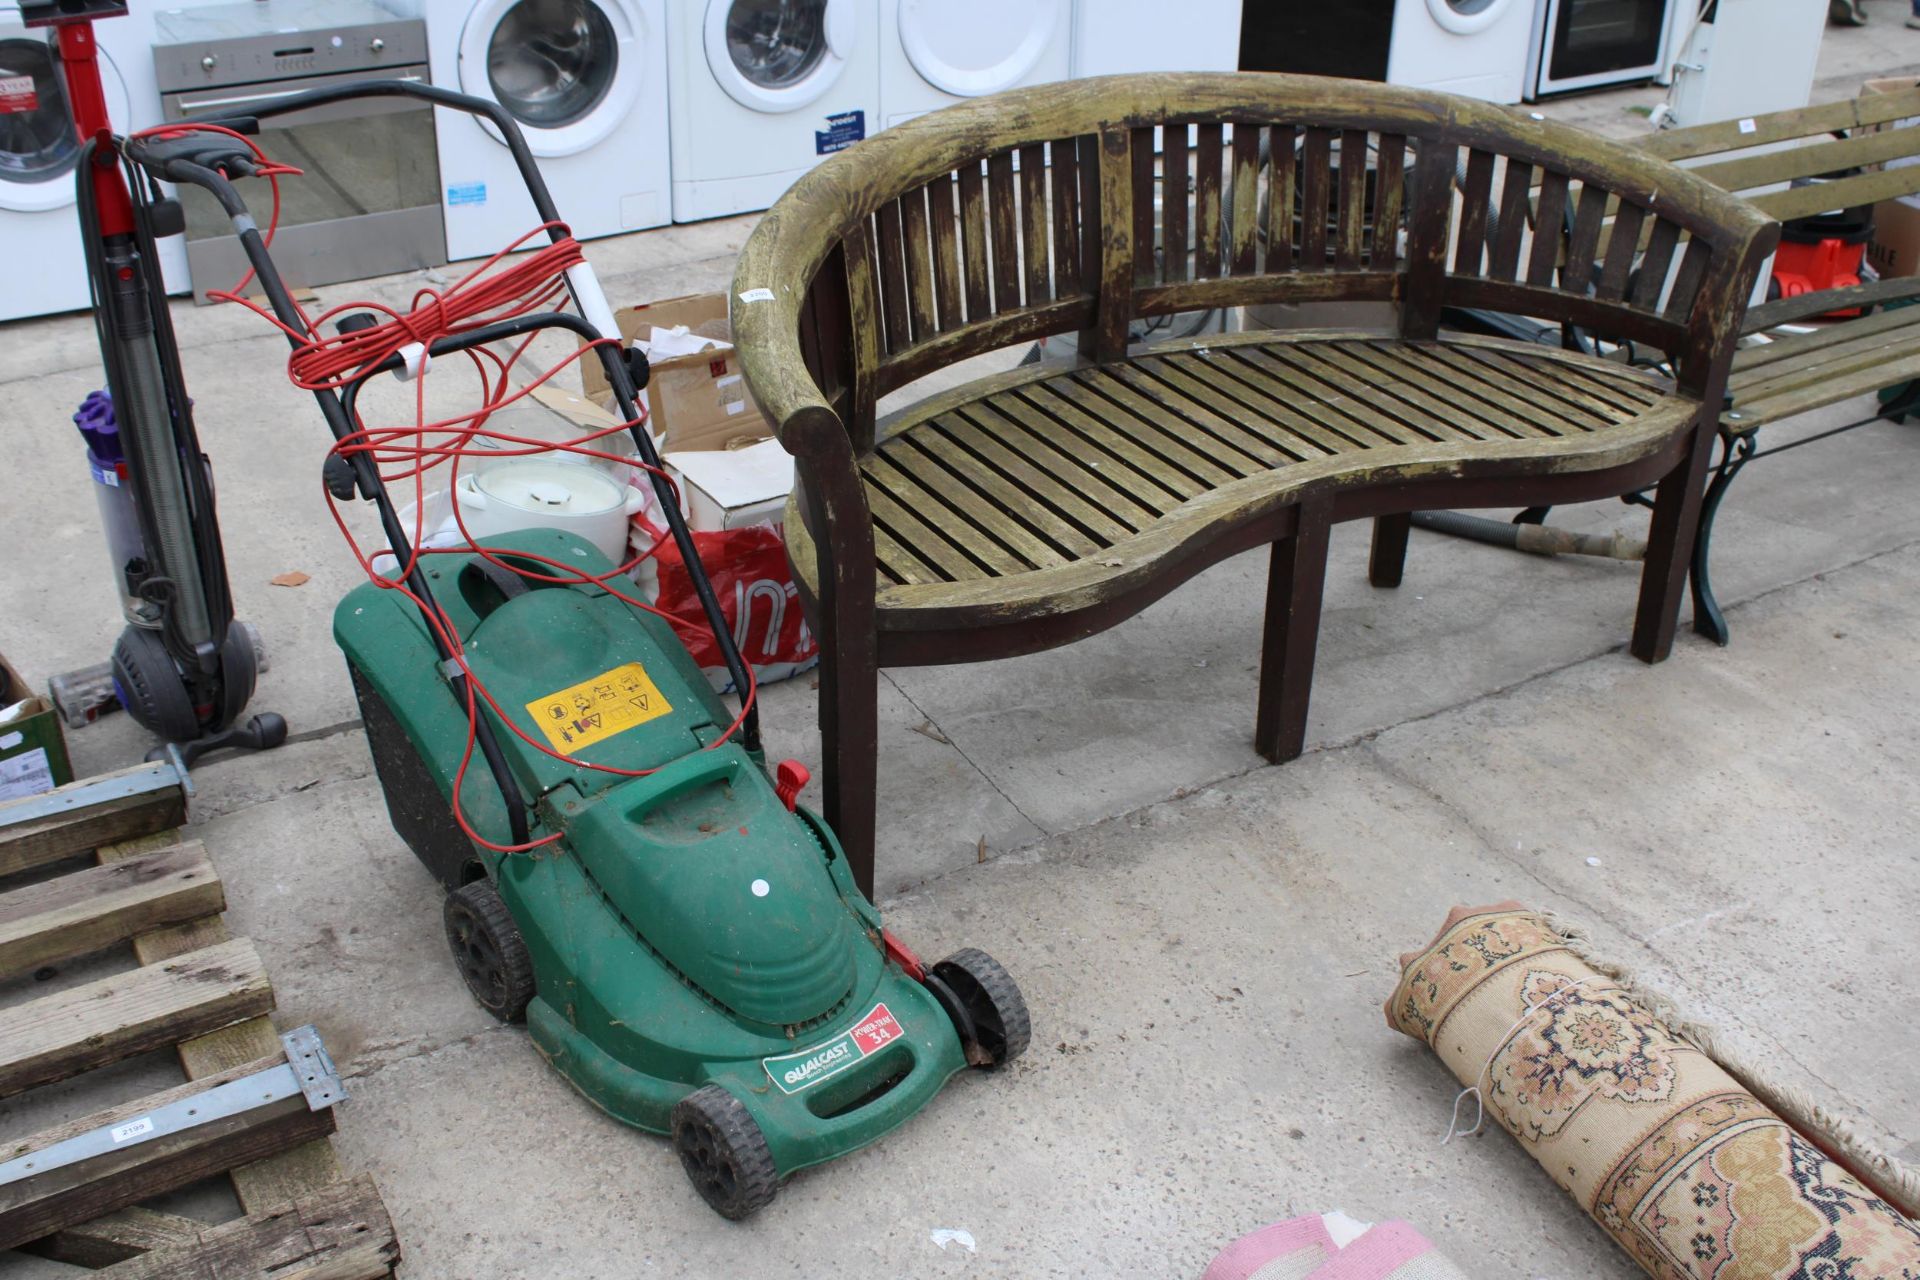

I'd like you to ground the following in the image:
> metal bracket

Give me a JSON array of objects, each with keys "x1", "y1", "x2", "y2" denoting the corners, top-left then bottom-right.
[
  {"x1": 0, "y1": 756, "x2": 191, "y2": 827},
  {"x1": 0, "y1": 1025, "x2": 344, "y2": 1191}
]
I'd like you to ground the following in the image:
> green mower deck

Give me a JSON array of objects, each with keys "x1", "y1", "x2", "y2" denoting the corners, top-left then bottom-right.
[{"x1": 334, "y1": 529, "x2": 1027, "y2": 1217}]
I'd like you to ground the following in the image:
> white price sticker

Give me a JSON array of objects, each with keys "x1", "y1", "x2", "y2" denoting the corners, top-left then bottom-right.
[
  {"x1": 1737, "y1": 118, "x2": 1757, "y2": 134},
  {"x1": 737, "y1": 288, "x2": 775, "y2": 303},
  {"x1": 111, "y1": 1117, "x2": 155, "y2": 1144}
]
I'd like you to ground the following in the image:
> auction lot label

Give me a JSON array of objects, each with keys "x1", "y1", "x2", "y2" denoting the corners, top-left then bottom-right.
[{"x1": 763, "y1": 1003, "x2": 903, "y2": 1095}]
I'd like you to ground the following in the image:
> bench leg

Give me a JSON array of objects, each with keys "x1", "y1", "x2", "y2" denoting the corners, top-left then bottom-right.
[
  {"x1": 1368, "y1": 513, "x2": 1411, "y2": 588},
  {"x1": 1631, "y1": 431, "x2": 1717, "y2": 664},
  {"x1": 1689, "y1": 431, "x2": 1754, "y2": 647},
  {"x1": 1256, "y1": 499, "x2": 1332, "y2": 763},
  {"x1": 819, "y1": 642, "x2": 880, "y2": 900}
]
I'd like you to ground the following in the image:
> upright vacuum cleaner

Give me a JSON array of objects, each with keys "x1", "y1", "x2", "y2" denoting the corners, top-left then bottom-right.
[
  {"x1": 38, "y1": 0, "x2": 285, "y2": 765},
  {"x1": 49, "y1": 6, "x2": 1030, "y2": 1219}
]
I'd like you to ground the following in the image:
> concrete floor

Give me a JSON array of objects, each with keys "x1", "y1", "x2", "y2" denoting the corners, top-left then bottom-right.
[{"x1": 3, "y1": 24, "x2": 1918, "y2": 1280}]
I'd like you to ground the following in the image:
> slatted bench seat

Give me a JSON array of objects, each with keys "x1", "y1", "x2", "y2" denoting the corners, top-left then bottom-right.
[
  {"x1": 1635, "y1": 84, "x2": 1920, "y2": 643},
  {"x1": 731, "y1": 73, "x2": 1775, "y2": 894}
]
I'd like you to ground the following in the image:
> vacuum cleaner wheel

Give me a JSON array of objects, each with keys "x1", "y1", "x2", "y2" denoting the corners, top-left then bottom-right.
[
  {"x1": 443, "y1": 879, "x2": 535, "y2": 1023},
  {"x1": 670, "y1": 1085, "x2": 779, "y2": 1220},
  {"x1": 112, "y1": 625, "x2": 200, "y2": 741},
  {"x1": 929, "y1": 948, "x2": 1032, "y2": 1069}
]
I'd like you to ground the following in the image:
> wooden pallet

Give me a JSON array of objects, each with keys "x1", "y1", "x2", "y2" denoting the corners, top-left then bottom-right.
[{"x1": 0, "y1": 764, "x2": 400, "y2": 1276}]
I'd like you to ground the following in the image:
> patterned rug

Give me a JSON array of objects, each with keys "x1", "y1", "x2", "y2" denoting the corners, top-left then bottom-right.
[{"x1": 1387, "y1": 904, "x2": 1920, "y2": 1279}]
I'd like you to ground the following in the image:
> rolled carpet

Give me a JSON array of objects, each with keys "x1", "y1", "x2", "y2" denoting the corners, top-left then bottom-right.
[{"x1": 1386, "y1": 903, "x2": 1920, "y2": 1279}]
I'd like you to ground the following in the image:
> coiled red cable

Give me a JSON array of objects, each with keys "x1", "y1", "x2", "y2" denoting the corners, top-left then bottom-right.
[{"x1": 203, "y1": 155, "x2": 758, "y2": 853}]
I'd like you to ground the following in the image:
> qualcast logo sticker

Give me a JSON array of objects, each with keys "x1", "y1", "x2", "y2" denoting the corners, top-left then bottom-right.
[{"x1": 763, "y1": 1003, "x2": 903, "y2": 1095}]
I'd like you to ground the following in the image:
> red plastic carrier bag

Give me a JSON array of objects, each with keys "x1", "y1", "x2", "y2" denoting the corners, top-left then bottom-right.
[{"x1": 630, "y1": 515, "x2": 818, "y2": 693}]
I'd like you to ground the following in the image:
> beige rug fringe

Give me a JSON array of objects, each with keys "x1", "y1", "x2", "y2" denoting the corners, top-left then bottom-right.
[{"x1": 1542, "y1": 913, "x2": 1920, "y2": 1221}]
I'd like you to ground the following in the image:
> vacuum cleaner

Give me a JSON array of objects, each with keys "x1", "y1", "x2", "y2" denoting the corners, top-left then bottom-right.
[
  {"x1": 59, "y1": 9, "x2": 1027, "y2": 1218},
  {"x1": 42, "y1": 0, "x2": 286, "y2": 766}
]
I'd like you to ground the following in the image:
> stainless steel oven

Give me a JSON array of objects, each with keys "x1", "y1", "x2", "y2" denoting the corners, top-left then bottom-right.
[
  {"x1": 153, "y1": 0, "x2": 443, "y2": 301},
  {"x1": 1526, "y1": 0, "x2": 1672, "y2": 98}
]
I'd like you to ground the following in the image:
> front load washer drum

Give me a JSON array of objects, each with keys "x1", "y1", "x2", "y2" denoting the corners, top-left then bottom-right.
[{"x1": 705, "y1": 0, "x2": 853, "y2": 112}]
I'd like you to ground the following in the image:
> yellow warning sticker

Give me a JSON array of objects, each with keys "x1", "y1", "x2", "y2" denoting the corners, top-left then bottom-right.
[{"x1": 525, "y1": 662, "x2": 672, "y2": 752}]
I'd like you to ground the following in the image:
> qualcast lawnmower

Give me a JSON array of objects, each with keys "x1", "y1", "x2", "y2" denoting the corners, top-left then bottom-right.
[{"x1": 70, "y1": 20, "x2": 1027, "y2": 1217}]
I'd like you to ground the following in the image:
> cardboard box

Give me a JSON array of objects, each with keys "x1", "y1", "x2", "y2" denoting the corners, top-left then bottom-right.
[
  {"x1": 1860, "y1": 79, "x2": 1920, "y2": 277},
  {"x1": 666, "y1": 439, "x2": 795, "y2": 533},
  {"x1": 579, "y1": 293, "x2": 772, "y2": 454},
  {"x1": 0, "y1": 653, "x2": 74, "y2": 803}
]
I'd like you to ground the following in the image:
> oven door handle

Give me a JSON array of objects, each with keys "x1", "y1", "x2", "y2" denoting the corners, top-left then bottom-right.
[{"x1": 171, "y1": 74, "x2": 428, "y2": 122}]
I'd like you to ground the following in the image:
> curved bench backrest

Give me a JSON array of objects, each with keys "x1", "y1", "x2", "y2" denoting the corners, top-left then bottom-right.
[{"x1": 734, "y1": 74, "x2": 1775, "y2": 455}]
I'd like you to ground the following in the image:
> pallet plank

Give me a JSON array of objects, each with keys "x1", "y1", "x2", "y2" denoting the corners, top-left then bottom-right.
[
  {"x1": 0, "y1": 936, "x2": 273, "y2": 1099},
  {"x1": 94, "y1": 1175, "x2": 393, "y2": 1280},
  {"x1": 0, "y1": 842, "x2": 223, "y2": 980},
  {"x1": 0, "y1": 1052, "x2": 336, "y2": 1252},
  {"x1": 0, "y1": 764, "x2": 187, "y2": 878},
  {"x1": 19, "y1": 1207, "x2": 204, "y2": 1268},
  {"x1": 95, "y1": 832, "x2": 348, "y2": 1215}
]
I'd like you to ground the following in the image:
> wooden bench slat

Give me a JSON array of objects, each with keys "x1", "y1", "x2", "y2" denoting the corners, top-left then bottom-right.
[
  {"x1": 1487, "y1": 157, "x2": 1532, "y2": 282},
  {"x1": 1266, "y1": 123, "x2": 1297, "y2": 272},
  {"x1": 1051, "y1": 135, "x2": 1084, "y2": 297},
  {"x1": 1431, "y1": 341, "x2": 1635, "y2": 429},
  {"x1": 1338, "y1": 342, "x2": 1548, "y2": 440},
  {"x1": 928, "y1": 412, "x2": 1137, "y2": 544},
  {"x1": 1729, "y1": 344, "x2": 1920, "y2": 429},
  {"x1": 0, "y1": 936, "x2": 274, "y2": 1099},
  {"x1": 899, "y1": 185, "x2": 937, "y2": 342},
  {"x1": 1640, "y1": 90, "x2": 1920, "y2": 161},
  {"x1": 1295, "y1": 343, "x2": 1499, "y2": 442},
  {"x1": 1122, "y1": 356, "x2": 1342, "y2": 460},
  {"x1": 1371, "y1": 132, "x2": 1407, "y2": 270},
  {"x1": 1527, "y1": 170, "x2": 1570, "y2": 287},
  {"x1": 1750, "y1": 165, "x2": 1920, "y2": 222},
  {"x1": 19, "y1": 1206, "x2": 204, "y2": 1269},
  {"x1": 891, "y1": 434, "x2": 1099, "y2": 560},
  {"x1": 957, "y1": 402, "x2": 1166, "y2": 529},
  {"x1": 1195, "y1": 122, "x2": 1225, "y2": 279},
  {"x1": 1731, "y1": 302, "x2": 1920, "y2": 372},
  {"x1": 867, "y1": 452, "x2": 1064, "y2": 573},
  {"x1": 874, "y1": 201, "x2": 911, "y2": 354},
  {"x1": 1402, "y1": 344, "x2": 1593, "y2": 436},
  {"x1": 987, "y1": 151, "x2": 1022, "y2": 309},
  {"x1": 1163, "y1": 125, "x2": 1190, "y2": 284},
  {"x1": 1019, "y1": 142, "x2": 1052, "y2": 304},
  {"x1": 0, "y1": 764, "x2": 188, "y2": 878},
  {"x1": 0, "y1": 841, "x2": 223, "y2": 980},
  {"x1": 1042, "y1": 374, "x2": 1247, "y2": 485},
  {"x1": 862, "y1": 478, "x2": 997, "y2": 582},
  {"x1": 1731, "y1": 324, "x2": 1920, "y2": 401},
  {"x1": 1744, "y1": 276, "x2": 1920, "y2": 331},
  {"x1": 1468, "y1": 346, "x2": 1660, "y2": 419},
  {"x1": 1224, "y1": 346, "x2": 1432, "y2": 447},
  {"x1": 1004, "y1": 383, "x2": 1209, "y2": 503},
  {"x1": 1230, "y1": 125, "x2": 1261, "y2": 275},
  {"x1": 1688, "y1": 124, "x2": 1920, "y2": 195},
  {"x1": 958, "y1": 160, "x2": 992, "y2": 318},
  {"x1": 1166, "y1": 348, "x2": 1376, "y2": 454},
  {"x1": 1098, "y1": 362, "x2": 1307, "y2": 466},
  {"x1": 1152, "y1": 351, "x2": 1382, "y2": 454},
  {"x1": 1336, "y1": 128, "x2": 1369, "y2": 272},
  {"x1": 1300, "y1": 127, "x2": 1334, "y2": 269}
]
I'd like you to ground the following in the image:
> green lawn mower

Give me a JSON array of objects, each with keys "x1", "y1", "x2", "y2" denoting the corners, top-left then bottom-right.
[{"x1": 127, "y1": 80, "x2": 1027, "y2": 1219}]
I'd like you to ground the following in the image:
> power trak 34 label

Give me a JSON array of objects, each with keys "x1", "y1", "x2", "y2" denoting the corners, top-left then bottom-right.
[{"x1": 763, "y1": 1003, "x2": 903, "y2": 1095}]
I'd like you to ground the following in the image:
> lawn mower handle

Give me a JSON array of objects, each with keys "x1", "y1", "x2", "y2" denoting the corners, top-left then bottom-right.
[{"x1": 123, "y1": 84, "x2": 765, "y2": 847}]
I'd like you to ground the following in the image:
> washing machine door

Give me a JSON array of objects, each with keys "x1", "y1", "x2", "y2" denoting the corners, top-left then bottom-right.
[
  {"x1": 1424, "y1": 0, "x2": 1517, "y2": 36},
  {"x1": 896, "y1": 0, "x2": 1063, "y2": 98},
  {"x1": 0, "y1": 30, "x2": 87, "y2": 214},
  {"x1": 705, "y1": 0, "x2": 854, "y2": 114},
  {"x1": 459, "y1": 0, "x2": 649, "y2": 158}
]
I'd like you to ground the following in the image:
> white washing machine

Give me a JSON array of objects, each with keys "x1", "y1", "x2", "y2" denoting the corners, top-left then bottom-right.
[
  {"x1": 1069, "y1": 0, "x2": 1241, "y2": 76},
  {"x1": 1387, "y1": 0, "x2": 1534, "y2": 104},
  {"x1": 427, "y1": 0, "x2": 670, "y2": 262},
  {"x1": 879, "y1": 0, "x2": 1069, "y2": 131},
  {"x1": 666, "y1": 0, "x2": 881, "y2": 223},
  {"x1": 0, "y1": 4, "x2": 185, "y2": 323}
]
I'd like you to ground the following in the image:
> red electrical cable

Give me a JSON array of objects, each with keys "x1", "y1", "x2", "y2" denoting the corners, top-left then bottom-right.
[{"x1": 208, "y1": 145, "x2": 759, "y2": 854}]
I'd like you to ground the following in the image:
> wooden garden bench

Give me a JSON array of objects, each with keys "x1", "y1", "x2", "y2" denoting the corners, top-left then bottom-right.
[
  {"x1": 1629, "y1": 84, "x2": 1920, "y2": 643},
  {"x1": 730, "y1": 73, "x2": 1775, "y2": 895}
]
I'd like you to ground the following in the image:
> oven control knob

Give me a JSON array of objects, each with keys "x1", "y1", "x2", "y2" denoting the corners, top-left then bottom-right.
[
  {"x1": 370, "y1": 37, "x2": 385, "y2": 53},
  {"x1": 200, "y1": 54, "x2": 217, "y2": 71}
]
